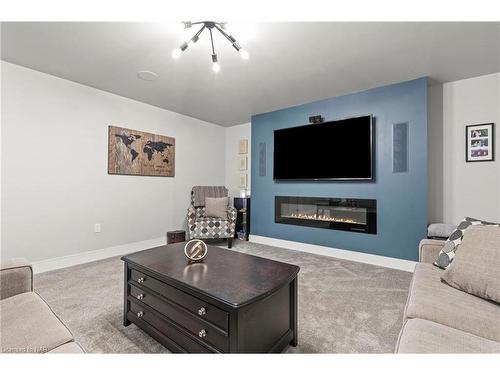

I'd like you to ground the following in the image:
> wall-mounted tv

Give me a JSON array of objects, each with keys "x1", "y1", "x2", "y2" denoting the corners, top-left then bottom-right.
[{"x1": 273, "y1": 115, "x2": 374, "y2": 181}]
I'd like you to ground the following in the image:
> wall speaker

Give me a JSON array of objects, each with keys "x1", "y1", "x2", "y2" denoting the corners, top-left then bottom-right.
[
  {"x1": 393, "y1": 122, "x2": 409, "y2": 173},
  {"x1": 259, "y1": 142, "x2": 266, "y2": 176}
]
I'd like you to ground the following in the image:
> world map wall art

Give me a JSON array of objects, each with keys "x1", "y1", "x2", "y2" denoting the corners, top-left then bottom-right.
[{"x1": 108, "y1": 126, "x2": 175, "y2": 177}]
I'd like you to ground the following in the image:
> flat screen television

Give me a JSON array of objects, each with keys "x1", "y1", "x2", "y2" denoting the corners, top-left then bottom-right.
[{"x1": 273, "y1": 115, "x2": 374, "y2": 181}]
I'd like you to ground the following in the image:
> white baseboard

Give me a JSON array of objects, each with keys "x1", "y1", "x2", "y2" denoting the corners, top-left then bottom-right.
[
  {"x1": 249, "y1": 235, "x2": 417, "y2": 272},
  {"x1": 32, "y1": 235, "x2": 416, "y2": 274},
  {"x1": 32, "y1": 237, "x2": 165, "y2": 274}
]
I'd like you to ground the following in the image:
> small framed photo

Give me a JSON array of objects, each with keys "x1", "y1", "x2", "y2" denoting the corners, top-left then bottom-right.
[
  {"x1": 239, "y1": 139, "x2": 248, "y2": 154},
  {"x1": 239, "y1": 156, "x2": 248, "y2": 171},
  {"x1": 239, "y1": 173, "x2": 248, "y2": 188},
  {"x1": 466, "y1": 123, "x2": 495, "y2": 162}
]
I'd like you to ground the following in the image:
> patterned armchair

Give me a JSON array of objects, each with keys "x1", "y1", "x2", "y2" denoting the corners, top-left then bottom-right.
[{"x1": 187, "y1": 186, "x2": 237, "y2": 248}]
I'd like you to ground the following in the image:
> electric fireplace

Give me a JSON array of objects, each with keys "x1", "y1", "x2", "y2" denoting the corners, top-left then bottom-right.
[{"x1": 275, "y1": 196, "x2": 377, "y2": 234}]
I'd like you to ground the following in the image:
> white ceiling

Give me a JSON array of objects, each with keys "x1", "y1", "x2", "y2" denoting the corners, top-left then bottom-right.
[{"x1": 2, "y1": 22, "x2": 499, "y2": 126}]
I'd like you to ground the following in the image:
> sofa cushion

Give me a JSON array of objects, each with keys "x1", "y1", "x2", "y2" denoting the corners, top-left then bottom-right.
[
  {"x1": 419, "y1": 239, "x2": 445, "y2": 264},
  {"x1": 0, "y1": 292, "x2": 74, "y2": 353},
  {"x1": 442, "y1": 225, "x2": 500, "y2": 303},
  {"x1": 427, "y1": 223, "x2": 455, "y2": 239},
  {"x1": 0, "y1": 258, "x2": 33, "y2": 300},
  {"x1": 404, "y1": 263, "x2": 500, "y2": 342},
  {"x1": 434, "y1": 217, "x2": 499, "y2": 269},
  {"x1": 396, "y1": 318, "x2": 500, "y2": 353},
  {"x1": 48, "y1": 342, "x2": 84, "y2": 353}
]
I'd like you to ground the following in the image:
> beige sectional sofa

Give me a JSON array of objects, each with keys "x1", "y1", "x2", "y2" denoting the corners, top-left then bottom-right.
[
  {"x1": 395, "y1": 239, "x2": 500, "y2": 353},
  {"x1": 0, "y1": 258, "x2": 84, "y2": 353}
]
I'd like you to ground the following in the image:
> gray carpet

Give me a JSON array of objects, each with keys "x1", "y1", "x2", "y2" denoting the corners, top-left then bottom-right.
[{"x1": 35, "y1": 240, "x2": 412, "y2": 353}]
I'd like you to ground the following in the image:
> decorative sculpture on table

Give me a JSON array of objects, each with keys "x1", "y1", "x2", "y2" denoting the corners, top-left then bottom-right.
[{"x1": 184, "y1": 239, "x2": 208, "y2": 262}]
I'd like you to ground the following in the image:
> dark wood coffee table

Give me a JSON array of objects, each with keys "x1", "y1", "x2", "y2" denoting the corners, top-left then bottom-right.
[{"x1": 122, "y1": 242, "x2": 299, "y2": 353}]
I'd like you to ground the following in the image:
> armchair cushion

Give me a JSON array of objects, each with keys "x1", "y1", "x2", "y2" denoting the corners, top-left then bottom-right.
[
  {"x1": 0, "y1": 258, "x2": 33, "y2": 300},
  {"x1": 192, "y1": 186, "x2": 228, "y2": 207},
  {"x1": 188, "y1": 206, "x2": 237, "y2": 240},
  {"x1": 205, "y1": 197, "x2": 229, "y2": 219}
]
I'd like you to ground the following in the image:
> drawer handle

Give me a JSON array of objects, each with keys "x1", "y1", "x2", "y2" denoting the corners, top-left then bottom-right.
[
  {"x1": 198, "y1": 329, "x2": 207, "y2": 338},
  {"x1": 137, "y1": 294, "x2": 144, "y2": 300},
  {"x1": 137, "y1": 311, "x2": 144, "y2": 318},
  {"x1": 198, "y1": 307, "x2": 206, "y2": 316},
  {"x1": 137, "y1": 277, "x2": 145, "y2": 284}
]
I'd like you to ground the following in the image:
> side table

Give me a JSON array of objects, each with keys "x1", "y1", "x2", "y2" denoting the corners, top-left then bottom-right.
[
  {"x1": 234, "y1": 197, "x2": 250, "y2": 241},
  {"x1": 166, "y1": 230, "x2": 186, "y2": 244}
]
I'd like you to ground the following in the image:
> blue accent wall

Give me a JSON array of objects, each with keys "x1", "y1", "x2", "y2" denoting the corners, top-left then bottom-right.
[{"x1": 250, "y1": 78, "x2": 428, "y2": 261}]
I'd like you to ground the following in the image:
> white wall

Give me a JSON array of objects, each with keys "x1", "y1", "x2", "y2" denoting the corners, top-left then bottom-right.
[
  {"x1": 428, "y1": 72, "x2": 500, "y2": 225},
  {"x1": 224, "y1": 122, "x2": 251, "y2": 198},
  {"x1": 1, "y1": 61, "x2": 226, "y2": 262},
  {"x1": 427, "y1": 84, "x2": 444, "y2": 223},
  {"x1": 3, "y1": 59, "x2": 498, "y2": 264}
]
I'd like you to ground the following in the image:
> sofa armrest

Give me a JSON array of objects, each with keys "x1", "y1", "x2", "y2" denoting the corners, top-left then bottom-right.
[
  {"x1": 418, "y1": 239, "x2": 445, "y2": 264},
  {"x1": 0, "y1": 258, "x2": 33, "y2": 300}
]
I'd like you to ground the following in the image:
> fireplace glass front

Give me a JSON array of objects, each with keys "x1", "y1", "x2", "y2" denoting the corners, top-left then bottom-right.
[{"x1": 275, "y1": 196, "x2": 377, "y2": 234}]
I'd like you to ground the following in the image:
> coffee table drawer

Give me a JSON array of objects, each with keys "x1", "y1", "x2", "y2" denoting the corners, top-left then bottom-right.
[
  {"x1": 129, "y1": 285, "x2": 229, "y2": 352},
  {"x1": 129, "y1": 301, "x2": 214, "y2": 353},
  {"x1": 130, "y1": 268, "x2": 228, "y2": 331}
]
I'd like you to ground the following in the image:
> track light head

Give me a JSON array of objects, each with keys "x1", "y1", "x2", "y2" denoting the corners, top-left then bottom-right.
[
  {"x1": 211, "y1": 53, "x2": 220, "y2": 73},
  {"x1": 232, "y1": 42, "x2": 242, "y2": 51},
  {"x1": 180, "y1": 42, "x2": 189, "y2": 51},
  {"x1": 183, "y1": 21, "x2": 192, "y2": 29},
  {"x1": 189, "y1": 35, "x2": 199, "y2": 46}
]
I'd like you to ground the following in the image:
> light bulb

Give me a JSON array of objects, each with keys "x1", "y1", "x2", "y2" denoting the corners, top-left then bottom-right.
[
  {"x1": 212, "y1": 62, "x2": 221, "y2": 73},
  {"x1": 239, "y1": 49, "x2": 249, "y2": 60},
  {"x1": 171, "y1": 48, "x2": 182, "y2": 59}
]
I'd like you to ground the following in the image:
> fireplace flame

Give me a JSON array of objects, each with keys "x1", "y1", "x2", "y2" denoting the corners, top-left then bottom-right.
[{"x1": 282, "y1": 212, "x2": 359, "y2": 224}]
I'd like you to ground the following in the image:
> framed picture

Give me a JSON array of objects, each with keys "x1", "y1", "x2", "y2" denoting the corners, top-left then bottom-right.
[
  {"x1": 108, "y1": 126, "x2": 175, "y2": 177},
  {"x1": 239, "y1": 139, "x2": 248, "y2": 154},
  {"x1": 239, "y1": 156, "x2": 248, "y2": 171},
  {"x1": 239, "y1": 173, "x2": 248, "y2": 188},
  {"x1": 466, "y1": 123, "x2": 495, "y2": 162}
]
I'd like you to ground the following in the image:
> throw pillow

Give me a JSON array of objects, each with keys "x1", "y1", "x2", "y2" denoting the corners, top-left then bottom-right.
[
  {"x1": 441, "y1": 225, "x2": 500, "y2": 304},
  {"x1": 434, "y1": 217, "x2": 499, "y2": 269},
  {"x1": 205, "y1": 197, "x2": 229, "y2": 219}
]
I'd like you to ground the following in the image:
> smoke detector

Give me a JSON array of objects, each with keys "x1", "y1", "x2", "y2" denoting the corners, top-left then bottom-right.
[{"x1": 137, "y1": 70, "x2": 159, "y2": 81}]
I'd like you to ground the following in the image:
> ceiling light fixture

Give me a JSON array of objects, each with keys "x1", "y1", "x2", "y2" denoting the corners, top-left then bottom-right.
[{"x1": 172, "y1": 21, "x2": 249, "y2": 72}]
